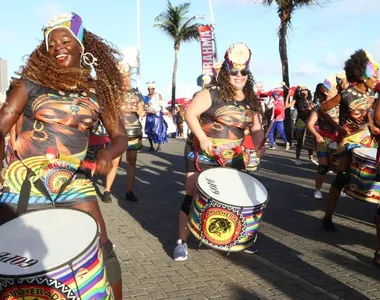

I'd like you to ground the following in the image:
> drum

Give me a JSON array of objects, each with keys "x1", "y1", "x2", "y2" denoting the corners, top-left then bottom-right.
[
  {"x1": 188, "y1": 167, "x2": 269, "y2": 252},
  {"x1": 0, "y1": 208, "x2": 112, "y2": 300},
  {"x1": 304, "y1": 129, "x2": 316, "y2": 150},
  {"x1": 344, "y1": 147, "x2": 380, "y2": 203},
  {"x1": 328, "y1": 142, "x2": 339, "y2": 173}
]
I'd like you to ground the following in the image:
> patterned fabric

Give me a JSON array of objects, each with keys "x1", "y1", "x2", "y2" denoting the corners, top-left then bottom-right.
[
  {"x1": 187, "y1": 86, "x2": 256, "y2": 167},
  {"x1": 340, "y1": 86, "x2": 375, "y2": 134},
  {"x1": 295, "y1": 97, "x2": 312, "y2": 122},
  {"x1": 317, "y1": 137, "x2": 335, "y2": 158},
  {"x1": 337, "y1": 87, "x2": 377, "y2": 156},
  {"x1": 121, "y1": 88, "x2": 144, "y2": 150},
  {"x1": 0, "y1": 79, "x2": 100, "y2": 207},
  {"x1": 317, "y1": 105, "x2": 339, "y2": 134}
]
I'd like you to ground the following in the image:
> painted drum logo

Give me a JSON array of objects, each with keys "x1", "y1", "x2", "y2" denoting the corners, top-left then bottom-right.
[
  {"x1": 0, "y1": 278, "x2": 76, "y2": 300},
  {"x1": 201, "y1": 207, "x2": 242, "y2": 246}
]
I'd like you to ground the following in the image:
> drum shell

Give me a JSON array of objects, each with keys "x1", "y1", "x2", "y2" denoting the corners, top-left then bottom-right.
[
  {"x1": 0, "y1": 209, "x2": 111, "y2": 300},
  {"x1": 344, "y1": 149, "x2": 380, "y2": 204},
  {"x1": 188, "y1": 173, "x2": 268, "y2": 252},
  {"x1": 328, "y1": 143, "x2": 339, "y2": 173},
  {"x1": 126, "y1": 126, "x2": 142, "y2": 139}
]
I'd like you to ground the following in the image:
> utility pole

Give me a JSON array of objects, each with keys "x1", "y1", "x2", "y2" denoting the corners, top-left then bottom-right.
[
  {"x1": 208, "y1": 0, "x2": 218, "y2": 61},
  {"x1": 136, "y1": 0, "x2": 141, "y2": 90}
]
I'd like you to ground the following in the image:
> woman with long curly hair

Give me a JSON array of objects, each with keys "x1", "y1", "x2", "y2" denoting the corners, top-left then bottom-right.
[
  {"x1": 318, "y1": 50, "x2": 378, "y2": 237},
  {"x1": 172, "y1": 43, "x2": 265, "y2": 261},
  {"x1": 0, "y1": 13, "x2": 127, "y2": 298}
]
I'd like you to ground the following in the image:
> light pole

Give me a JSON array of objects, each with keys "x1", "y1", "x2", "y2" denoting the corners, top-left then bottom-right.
[
  {"x1": 136, "y1": 0, "x2": 141, "y2": 90},
  {"x1": 207, "y1": 0, "x2": 218, "y2": 61}
]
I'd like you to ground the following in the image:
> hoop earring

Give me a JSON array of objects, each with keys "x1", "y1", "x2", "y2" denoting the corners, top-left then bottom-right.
[
  {"x1": 32, "y1": 121, "x2": 48, "y2": 141},
  {"x1": 82, "y1": 52, "x2": 98, "y2": 67}
]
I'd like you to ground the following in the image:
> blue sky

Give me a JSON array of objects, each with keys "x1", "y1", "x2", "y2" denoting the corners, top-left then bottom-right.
[{"x1": 0, "y1": 0, "x2": 379, "y2": 102}]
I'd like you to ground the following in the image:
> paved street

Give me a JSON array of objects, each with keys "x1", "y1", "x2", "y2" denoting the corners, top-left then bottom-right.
[{"x1": 95, "y1": 139, "x2": 380, "y2": 300}]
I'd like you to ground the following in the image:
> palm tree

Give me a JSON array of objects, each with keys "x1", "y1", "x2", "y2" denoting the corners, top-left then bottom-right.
[
  {"x1": 154, "y1": 1, "x2": 202, "y2": 111},
  {"x1": 253, "y1": 0, "x2": 327, "y2": 141}
]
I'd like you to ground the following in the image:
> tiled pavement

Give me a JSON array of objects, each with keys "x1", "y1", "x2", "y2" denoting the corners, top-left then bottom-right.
[{"x1": 95, "y1": 139, "x2": 380, "y2": 300}]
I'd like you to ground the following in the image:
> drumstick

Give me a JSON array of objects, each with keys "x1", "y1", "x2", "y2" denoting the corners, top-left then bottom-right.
[{"x1": 281, "y1": 82, "x2": 290, "y2": 90}]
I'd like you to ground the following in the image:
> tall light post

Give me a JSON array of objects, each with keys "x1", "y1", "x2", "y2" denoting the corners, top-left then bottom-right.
[
  {"x1": 136, "y1": 0, "x2": 141, "y2": 90},
  {"x1": 207, "y1": 0, "x2": 218, "y2": 61}
]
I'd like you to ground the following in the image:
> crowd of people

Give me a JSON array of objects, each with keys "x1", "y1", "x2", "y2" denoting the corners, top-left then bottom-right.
[{"x1": 0, "y1": 10, "x2": 380, "y2": 300}]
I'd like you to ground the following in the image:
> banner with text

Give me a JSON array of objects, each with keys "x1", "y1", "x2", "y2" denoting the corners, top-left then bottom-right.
[{"x1": 198, "y1": 25, "x2": 214, "y2": 76}]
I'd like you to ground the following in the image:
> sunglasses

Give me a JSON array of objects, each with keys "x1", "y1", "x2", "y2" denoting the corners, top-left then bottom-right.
[{"x1": 229, "y1": 68, "x2": 249, "y2": 76}]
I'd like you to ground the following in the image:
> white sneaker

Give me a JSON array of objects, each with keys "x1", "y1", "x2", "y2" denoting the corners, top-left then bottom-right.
[
  {"x1": 285, "y1": 142, "x2": 290, "y2": 150},
  {"x1": 314, "y1": 190, "x2": 323, "y2": 200},
  {"x1": 309, "y1": 159, "x2": 319, "y2": 165},
  {"x1": 294, "y1": 159, "x2": 302, "y2": 166}
]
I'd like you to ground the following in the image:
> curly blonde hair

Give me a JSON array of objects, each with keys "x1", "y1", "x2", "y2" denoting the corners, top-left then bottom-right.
[{"x1": 16, "y1": 29, "x2": 125, "y2": 129}]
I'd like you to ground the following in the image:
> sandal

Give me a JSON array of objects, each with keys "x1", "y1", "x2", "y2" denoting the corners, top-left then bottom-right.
[{"x1": 373, "y1": 252, "x2": 380, "y2": 266}]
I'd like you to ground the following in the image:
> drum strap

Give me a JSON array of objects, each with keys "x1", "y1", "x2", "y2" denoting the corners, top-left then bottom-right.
[{"x1": 14, "y1": 151, "x2": 79, "y2": 215}]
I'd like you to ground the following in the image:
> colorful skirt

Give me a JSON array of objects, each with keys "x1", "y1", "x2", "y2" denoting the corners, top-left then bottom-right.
[{"x1": 145, "y1": 113, "x2": 168, "y2": 144}]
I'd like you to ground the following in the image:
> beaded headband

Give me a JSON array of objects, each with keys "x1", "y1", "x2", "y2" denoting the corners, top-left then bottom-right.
[
  {"x1": 224, "y1": 43, "x2": 251, "y2": 71},
  {"x1": 43, "y1": 12, "x2": 84, "y2": 54}
]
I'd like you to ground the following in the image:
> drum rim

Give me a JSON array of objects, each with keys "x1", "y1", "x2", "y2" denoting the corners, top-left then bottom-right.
[
  {"x1": 196, "y1": 167, "x2": 269, "y2": 208},
  {"x1": 352, "y1": 147, "x2": 377, "y2": 161},
  {"x1": 0, "y1": 207, "x2": 100, "y2": 279}
]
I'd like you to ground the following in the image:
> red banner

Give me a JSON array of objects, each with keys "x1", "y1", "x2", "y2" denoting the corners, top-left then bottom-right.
[{"x1": 198, "y1": 25, "x2": 214, "y2": 76}]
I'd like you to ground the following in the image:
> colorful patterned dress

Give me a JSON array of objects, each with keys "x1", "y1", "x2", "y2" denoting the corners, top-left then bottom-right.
[
  {"x1": 316, "y1": 105, "x2": 340, "y2": 158},
  {"x1": 0, "y1": 79, "x2": 101, "y2": 208},
  {"x1": 185, "y1": 86, "x2": 256, "y2": 172},
  {"x1": 120, "y1": 88, "x2": 144, "y2": 150},
  {"x1": 337, "y1": 86, "x2": 377, "y2": 155}
]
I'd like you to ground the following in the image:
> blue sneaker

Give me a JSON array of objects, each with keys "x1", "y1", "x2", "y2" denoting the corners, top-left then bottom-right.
[{"x1": 173, "y1": 240, "x2": 188, "y2": 261}]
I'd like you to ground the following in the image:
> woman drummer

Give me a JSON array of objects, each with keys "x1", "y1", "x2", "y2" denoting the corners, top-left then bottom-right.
[
  {"x1": 0, "y1": 13, "x2": 126, "y2": 299},
  {"x1": 306, "y1": 76, "x2": 338, "y2": 200},
  {"x1": 172, "y1": 43, "x2": 265, "y2": 261},
  {"x1": 318, "y1": 50, "x2": 379, "y2": 235}
]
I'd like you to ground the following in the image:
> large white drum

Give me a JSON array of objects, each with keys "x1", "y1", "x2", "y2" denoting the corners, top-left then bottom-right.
[
  {"x1": 0, "y1": 208, "x2": 112, "y2": 300},
  {"x1": 188, "y1": 167, "x2": 269, "y2": 252}
]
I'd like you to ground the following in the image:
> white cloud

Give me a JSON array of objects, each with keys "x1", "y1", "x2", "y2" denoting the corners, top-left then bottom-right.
[
  {"x1": 293, "y1": 61, "x2": 319, "y2": 78},
  {"x1": 321, "y1": 52, "x2": 345, "y2": 70},
  {"x1": 34, "y1": 1, "x2": 66, "y2": 23}
]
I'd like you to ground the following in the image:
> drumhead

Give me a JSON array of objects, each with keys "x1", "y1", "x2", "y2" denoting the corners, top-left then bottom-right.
[
  {"x1": 0, "y1": 208, "x2": 98, "y2": 277},
  {"x1": 197, "y1": 167, "x2": 268, "y2": 207},
  {"x1": 352, "y1": 147, "x2": 377, "y2": 161},
  {"x1": 328, "y1": 142, "x2": 337, "y2": 150}
]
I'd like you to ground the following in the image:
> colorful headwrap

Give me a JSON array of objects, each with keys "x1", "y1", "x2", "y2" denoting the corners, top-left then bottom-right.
[
  {"x1": 43, "y1": 12, "x2": 84, "y2": 53},
  {"x1": 364, "y1": 51, "x2": 379, "y2": 79},
  {"x1": 224, "y1": 43, "x2": 251, "y2": 71},
  {"x1": 146, "y1": 79, "x2": 155, "y2": 89},
  {"x1": 321, "y1": 74, "x2": 336, "y2": 94}
]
